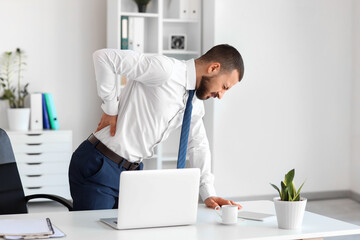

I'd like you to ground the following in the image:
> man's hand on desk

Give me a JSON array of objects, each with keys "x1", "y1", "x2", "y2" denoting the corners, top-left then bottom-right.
[
  {"x1": 96, "y1": 112, "x2": 118, "y2": 136},
  {"x1": 204, "y1": 196, "x2": 242, "y2": 210}
]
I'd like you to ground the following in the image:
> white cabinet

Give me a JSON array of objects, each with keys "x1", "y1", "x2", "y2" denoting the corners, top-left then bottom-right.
[
  {"x1": 7, "y1": 130, "x2": 72, "y2": 200},
  {"x1": 107, "y1": 0, "x2": 202, "y2": 169}
]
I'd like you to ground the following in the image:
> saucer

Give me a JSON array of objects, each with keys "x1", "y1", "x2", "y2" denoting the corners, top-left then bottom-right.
[{"x1": 219, "y1": 221, "x2": 238, "y2": 225}]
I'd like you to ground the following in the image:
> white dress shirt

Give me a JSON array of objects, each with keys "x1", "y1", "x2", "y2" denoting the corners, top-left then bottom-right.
[{"x1": 92, "y1": 49, "x2": 216, "y2": 201}]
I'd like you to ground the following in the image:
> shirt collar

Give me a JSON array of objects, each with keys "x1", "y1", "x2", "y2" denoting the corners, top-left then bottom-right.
[{"x1": 186, "y1": 59, "x2": 196, "y2": 90}]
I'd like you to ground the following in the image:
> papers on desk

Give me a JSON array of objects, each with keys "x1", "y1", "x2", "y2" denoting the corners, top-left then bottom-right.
[
  {"x1": 237, "y1": 211, "x2": 276, "y2": 222},
  {"x1": 0, "y1": 218, "x2": 65, "y2": 239}
]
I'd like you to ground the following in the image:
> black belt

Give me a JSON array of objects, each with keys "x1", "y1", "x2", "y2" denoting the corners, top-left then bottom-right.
[{"x1": 87, "y1": 134, "x2": 140, "y2": 170}]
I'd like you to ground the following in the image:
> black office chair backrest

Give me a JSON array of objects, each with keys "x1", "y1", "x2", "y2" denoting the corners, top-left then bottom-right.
[{"x1": 0, "y1": 128, "x2": 28, "y2": 214}]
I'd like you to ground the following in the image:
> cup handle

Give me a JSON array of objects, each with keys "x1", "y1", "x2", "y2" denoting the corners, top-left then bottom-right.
[{"x1": 215, "y1": 206, "x2": 221, "y2": 217}]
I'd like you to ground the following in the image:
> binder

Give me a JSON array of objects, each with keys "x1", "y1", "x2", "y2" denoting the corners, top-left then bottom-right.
[
  {"x1": 44, "y1": 93, "x2": 59, "y2": 130},
  {"x1": 121, "y1": 16, "x2": 129, "y2": 49},
  {"x1": 29, "y1": 93, "x2": 43, "y2": 130},
  {"x1": 128, "y1": 17, "x2": 134, "y2": 50},
  {"x1": 168, "y1": 0, "x2": 190, "y2": 19},
  {"x1": 132, "y1": 17, "x2": 144, "y2": 53},
  {"x1": 188, "y1": 0, "x2": 200, "y2": 19},
  {"x1": 179, "y1": 0, "x2": 190, "y2": 19},
  {"x1": 42, "y1": 93, "x2": 50, "y2": 129}
]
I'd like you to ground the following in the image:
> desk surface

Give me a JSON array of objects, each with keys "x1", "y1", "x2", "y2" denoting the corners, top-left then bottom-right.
[{"x1": 1, "y1": 201, "x2": 360, "y2": 240}]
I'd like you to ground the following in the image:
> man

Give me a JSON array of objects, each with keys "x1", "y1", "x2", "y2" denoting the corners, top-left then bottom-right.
[{"x1": 69, "y1": 44, "x2": 244, "y2": 211}]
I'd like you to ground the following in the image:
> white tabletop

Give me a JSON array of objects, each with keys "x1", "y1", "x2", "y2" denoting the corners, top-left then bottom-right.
[{"x1": 1, "y1": 200, "x2": 360, "y2": 240}]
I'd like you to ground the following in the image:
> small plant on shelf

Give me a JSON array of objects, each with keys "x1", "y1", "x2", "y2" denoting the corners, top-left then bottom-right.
[{"x1": 133, "y1": 0, "x2": 151, "y2": 13}]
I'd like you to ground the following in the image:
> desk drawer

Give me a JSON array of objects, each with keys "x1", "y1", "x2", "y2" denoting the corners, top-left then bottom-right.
[
  {"x1": 11, "y1": 142, "x2": 71, "y2": 153},
  {"x1": 24, "y1": 185, "x2": 71, "y2": 200},
  {"x1": 20, "y1": 174, "x2": 68, "y2": 187},
  {"x1": 8, "y1": 131, "x2": 72, "y2": 144},
  {"x1": 18, "y1": 162, "x2": 69, "y2": 175},
  {"x1": 15, "y1": 152, "x2": 71, "y2": 163}
]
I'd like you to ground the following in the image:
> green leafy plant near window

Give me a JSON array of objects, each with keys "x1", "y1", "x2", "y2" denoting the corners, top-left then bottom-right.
[
  {"x1": 270, "y1": 169, "x2": 305, "y2": 201},
  {"x1": 0, "y1": 48, "x2": 28, "y2": 108}
]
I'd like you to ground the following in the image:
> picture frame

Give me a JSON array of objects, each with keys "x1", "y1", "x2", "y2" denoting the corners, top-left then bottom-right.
[{"x1": 169, "y1": 34, "x2": 186, "y2": 50}]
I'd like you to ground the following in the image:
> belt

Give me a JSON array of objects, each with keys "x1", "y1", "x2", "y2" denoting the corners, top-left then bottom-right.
[{"x1": 87, "y1": 134, "x2": 140, "y2": 171}]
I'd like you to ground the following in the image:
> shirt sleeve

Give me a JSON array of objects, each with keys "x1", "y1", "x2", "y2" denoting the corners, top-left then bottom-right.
[
  {"x1": 93, "y1": 49, "x2": 173, "y2": 115},
  {"x1": 187, "y1": 100, "x2": 217, "y2": 201}
]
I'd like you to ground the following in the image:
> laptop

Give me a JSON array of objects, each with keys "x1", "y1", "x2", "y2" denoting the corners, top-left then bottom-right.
[{"x1": 100, "y1": 168, "x2": 200, "y2": 230}]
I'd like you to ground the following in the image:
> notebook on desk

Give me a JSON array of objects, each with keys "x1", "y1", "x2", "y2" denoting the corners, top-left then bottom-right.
[{"x1": 100, "y1": 168, "x2": 200, "y2": 230}]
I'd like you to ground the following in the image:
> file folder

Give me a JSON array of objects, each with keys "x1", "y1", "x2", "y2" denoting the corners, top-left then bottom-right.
[
  {"x1": 30, "y1": 93, "x2": 43, "y2": 130},
  {"x1": 121, "y1": 16, "x2": 129, "y2": 49},
  {"x1": 132, "y1": 17, "x2": 144, "y2": 53},
  {"x1": 44, "y1": 93, "x2": 59, "y2": 130},
  {"x1": 42, "y1": 93, "x2": 50, "y2": 129}
]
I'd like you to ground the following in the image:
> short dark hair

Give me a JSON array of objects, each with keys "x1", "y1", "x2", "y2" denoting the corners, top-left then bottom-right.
[{"x1": 198, "y1": 44, "x2": 244, "y2": 82}]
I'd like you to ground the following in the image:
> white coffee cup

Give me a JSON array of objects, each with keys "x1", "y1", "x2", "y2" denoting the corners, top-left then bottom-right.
[{"x1": 215, "y1": 205, "x2": 238, "y2": 224}]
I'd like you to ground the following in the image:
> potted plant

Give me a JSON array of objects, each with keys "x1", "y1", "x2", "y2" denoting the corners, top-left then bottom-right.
[
  {"x1": 133, "y1": 0, "x2": 151, "y2": 13},
  {"x1": 0, "y1": 48, "x2": 30, "y2": 131},
  {"x1": 270, "y1": 169, "x2": 306, "y2": 229}
]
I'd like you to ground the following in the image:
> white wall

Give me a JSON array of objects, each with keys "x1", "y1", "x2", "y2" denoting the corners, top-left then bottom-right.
[
  {"x1": 204, "y1": 0, "x2": 354, "y2": 198},
  {"x1": 0, "y1": 0, "x2": 106, "y2": 148},
  {"x1": 1, "y1": 0, "x2": 358, "y2": 199},
  {"x1": 351, "y1": 0, "x2": 360, "y2": 195}
]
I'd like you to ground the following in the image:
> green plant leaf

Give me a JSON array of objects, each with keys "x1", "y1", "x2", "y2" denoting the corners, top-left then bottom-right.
[
  {"x1": 270, "y1": 183, "x2": 281, "y2": 197},
  {"x1": 281, "y1": 181, "x2": 287, "y2": 201},
  {"x1": 284, "y1": 169, "x2": 295, "y2": 186},
  {"x1": 288, "y1": 191, "x2": 293, "y2": 201},
  {"x1": 288, "y1": 182, "x2": 295, "y2": 198},
  {"x1": 293, "y1": 181, "x2": 305, "y2": 201}
]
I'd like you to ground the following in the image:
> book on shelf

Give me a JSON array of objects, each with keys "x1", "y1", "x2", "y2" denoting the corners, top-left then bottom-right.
[
  {"x1": 44, "y1": 93, "x2": 59, "y2": 130},
  {"x1": 29, "y1": 93, "x2": 43, "y2": 130},
  {"x1": 129, "y1": 17, "x2": 144, "y2": 53},
  {"x1": 42, "y1": 93, "x2": 51, "y2": 129},
  {"x1": 121, "y1": 16, "x2": 129, "y2": 49}
]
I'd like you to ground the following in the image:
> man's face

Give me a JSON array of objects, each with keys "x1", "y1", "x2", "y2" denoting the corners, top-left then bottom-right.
[{"x1": 196, "y1": 69, "x2": 239, "y2": 100}]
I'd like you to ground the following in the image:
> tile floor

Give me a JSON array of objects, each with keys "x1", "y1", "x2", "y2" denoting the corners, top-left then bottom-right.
[{"x1": 28, "y1": 198, "x2": 360, "y2": 239}]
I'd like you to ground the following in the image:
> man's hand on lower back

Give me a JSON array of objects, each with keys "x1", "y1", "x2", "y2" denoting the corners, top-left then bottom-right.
[
  {"x1": 204, "y1": 196, "x2": 242, "y2": 210},
  {"x1": 95, "y1": 112, "x2": 118, "y2": 136}
]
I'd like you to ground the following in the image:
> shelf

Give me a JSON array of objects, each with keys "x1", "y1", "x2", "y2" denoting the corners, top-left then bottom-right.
[
  {"x1": 163, "y1": 50, "x2": 200, "y2": 55},
  {"x1": 120, "y1": 12, "x2": 159, "y2": 18},
  {"x1": 163, "y1": 18, "x2": 199, "y2": 23},
  {"x1": 161, "y1": 156, "x2": 178, "y2": 162}
]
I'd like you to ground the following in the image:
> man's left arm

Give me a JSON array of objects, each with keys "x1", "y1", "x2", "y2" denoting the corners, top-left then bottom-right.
[{"x1": 187, "y1": 102, "x2": 242, "y2": 210}]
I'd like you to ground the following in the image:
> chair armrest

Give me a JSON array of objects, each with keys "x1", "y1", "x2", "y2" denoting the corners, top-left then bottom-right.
[{"x1": 25, "y1": 194, "x2": 73, "y2": 211}]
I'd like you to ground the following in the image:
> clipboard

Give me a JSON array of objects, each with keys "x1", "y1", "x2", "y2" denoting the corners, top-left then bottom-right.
[{"x1": 0, "y1": 218, "x2": 54, "y2": 238}]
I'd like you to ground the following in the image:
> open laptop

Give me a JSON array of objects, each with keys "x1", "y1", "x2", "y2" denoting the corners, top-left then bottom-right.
[{"x1": 100, "y1": 168, "x2": 200, "y2": 230}]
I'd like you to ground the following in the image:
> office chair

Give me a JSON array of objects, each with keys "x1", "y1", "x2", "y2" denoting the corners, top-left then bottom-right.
[{"x1": 0, "y1": 128, "x2": 73, "y2": 214}]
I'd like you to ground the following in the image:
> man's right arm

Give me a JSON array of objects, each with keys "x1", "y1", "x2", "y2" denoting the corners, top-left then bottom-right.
[{"x1": 93, "y1": 49, "x2": 173, "y2": 116}]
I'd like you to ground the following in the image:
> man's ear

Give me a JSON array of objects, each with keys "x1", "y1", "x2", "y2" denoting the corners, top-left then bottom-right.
[{"x1": 207, "y1": 62, "x2": 221, "y2": 76}]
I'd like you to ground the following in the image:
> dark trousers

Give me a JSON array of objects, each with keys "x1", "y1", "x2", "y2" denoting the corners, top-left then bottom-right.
[{"x1": 68, "y1": 140, "x2": 143, "y2": 210}]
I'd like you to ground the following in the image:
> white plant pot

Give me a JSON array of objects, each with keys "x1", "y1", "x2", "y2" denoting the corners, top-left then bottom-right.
[
  {"x1": 7, "y1": 108, "x2": 30, "y2": 131},
  {"x1": 0, "y1": 100, "x2": 9, "y2": 129},
  {"x1": 274, "y1": 197, "x2": 307, "y2": 230}
]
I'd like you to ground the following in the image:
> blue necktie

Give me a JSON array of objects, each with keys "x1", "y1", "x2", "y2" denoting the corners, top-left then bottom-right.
[{"x1": 177, "y1": 90, "x2": 195, "y2": 169}]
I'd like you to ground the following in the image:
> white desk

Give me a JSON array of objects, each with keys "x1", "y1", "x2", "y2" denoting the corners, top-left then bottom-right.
[{"x1": 1, "y1": 201, "x2": 360, "y2": 240}]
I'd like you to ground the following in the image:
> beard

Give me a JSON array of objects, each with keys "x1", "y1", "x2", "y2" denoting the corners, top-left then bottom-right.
[{"x1": 196, "y1": 75, "x2": 213, "y2": 100}]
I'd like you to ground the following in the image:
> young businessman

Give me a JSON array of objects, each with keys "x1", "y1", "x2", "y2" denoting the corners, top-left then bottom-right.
[{"x1": 69, "y1": 44, "x2": 244, "y2": 211}]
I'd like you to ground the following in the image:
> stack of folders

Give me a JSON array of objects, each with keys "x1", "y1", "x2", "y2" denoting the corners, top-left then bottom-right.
[
  {"x1": 121, "y1": 16, "x2": 144, "y2": 53},
  {"x1": 0, "y1": 218, "x2": 65, "y2": 239},
  {"x1": 29, "y1": 93, "x2": 59, "y2": 131}
]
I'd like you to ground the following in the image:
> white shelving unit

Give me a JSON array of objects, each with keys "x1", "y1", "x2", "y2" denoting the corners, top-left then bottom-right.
[{"x1": 107, "y1": 0, "x2": 202, "y2": 169}]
